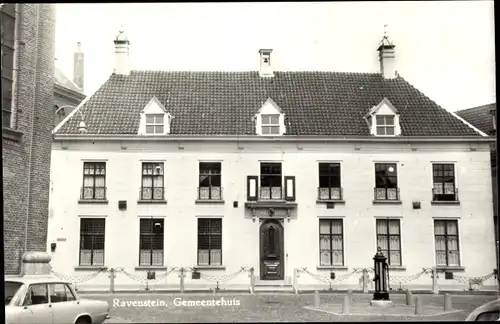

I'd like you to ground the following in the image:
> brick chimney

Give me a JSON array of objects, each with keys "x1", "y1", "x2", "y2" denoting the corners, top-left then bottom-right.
[
  {"x1": 73, "y1": 42, "x2": 84, "y2": 90},
  {"x1": 113, "y1": 26, "x2": 130, "y2": 76},
  {"x1": 259, "y1": 49, "x2": 274, "y2": 77},
  {"x1": 377, "y1": 27, "x2": 397, "y2": 79}
]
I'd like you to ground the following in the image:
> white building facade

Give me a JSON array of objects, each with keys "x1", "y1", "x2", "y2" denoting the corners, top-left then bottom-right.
[{"x1": 47, "y1": 30, "x2": 497, "y2": 292}]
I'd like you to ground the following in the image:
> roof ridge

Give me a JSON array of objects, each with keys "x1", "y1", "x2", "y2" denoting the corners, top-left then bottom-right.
[{"x1": 126, "y1": 69, "x2": 383, "y2": 75}]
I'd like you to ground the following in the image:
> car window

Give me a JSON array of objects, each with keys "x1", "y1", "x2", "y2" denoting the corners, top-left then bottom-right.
[
  {"x1": 49, "y1": 284, "x2": 68, "y2": 303},
  {"x1": 476, "y1": 311, "x2": 500, "y2": 321},
  {"x1": 5, "y1": 281, "x2": 23, "y2": 305},
  {"x1": 25, "y1": 284, "x2": 48, "y2": 305}
]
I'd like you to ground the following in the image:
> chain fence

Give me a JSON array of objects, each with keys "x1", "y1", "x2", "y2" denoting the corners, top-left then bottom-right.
[{"x1": 48, "y1": 264, "x2": 498, "y2": 292}]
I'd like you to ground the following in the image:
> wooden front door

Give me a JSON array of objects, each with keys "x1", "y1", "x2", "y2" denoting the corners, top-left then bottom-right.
[{"x1": 260, "y1": 220, "x2": 284, "y2": 280}]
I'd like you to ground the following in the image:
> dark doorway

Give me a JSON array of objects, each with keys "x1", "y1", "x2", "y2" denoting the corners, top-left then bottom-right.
[{"x1": 260, "y1": 219, "x2": 284, "y2": 280}]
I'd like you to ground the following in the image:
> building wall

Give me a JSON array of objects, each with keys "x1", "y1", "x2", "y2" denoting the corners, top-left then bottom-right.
[
  {"x1": 48, "y1": 140, "x2": 497, "y2": 290},
  {"x1": 3, "y1": 4, "x2": 56, "y2": 274}
]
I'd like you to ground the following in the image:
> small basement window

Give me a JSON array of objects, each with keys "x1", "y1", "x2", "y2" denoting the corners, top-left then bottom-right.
[
  {"x1": 261, "y1": 114, "x2": 280, "y2": 135},
  {"x1": 376, "y1": 115, "x2": 395, "y2": 136},
  {"x1": 145, "y1": 114, "x2": 164, "y2": 134}
]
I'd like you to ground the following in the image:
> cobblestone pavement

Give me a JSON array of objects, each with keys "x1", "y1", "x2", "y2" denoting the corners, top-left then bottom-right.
[{"x1": 89, "y1": 293, "x2": 500, "y2": 323}]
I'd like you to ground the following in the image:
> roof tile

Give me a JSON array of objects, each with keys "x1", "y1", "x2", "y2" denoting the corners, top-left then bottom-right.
[{"x1": 57, "y1": 71, "x2": 481, "y2": 137}]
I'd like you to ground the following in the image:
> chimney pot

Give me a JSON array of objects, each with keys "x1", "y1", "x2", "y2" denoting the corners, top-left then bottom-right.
[
  {"x1": 259, "y1": 48, "x2": 274, "y2": 77},
  {"x1": 73, "y1": 41, "x2": 84, "y2": 91},
  {"x1": 114, "y1": 26, "x2": 131, "y2": 76},
  {"x1": 377, "y1": 32, "x2": 397, "y2": 79}
]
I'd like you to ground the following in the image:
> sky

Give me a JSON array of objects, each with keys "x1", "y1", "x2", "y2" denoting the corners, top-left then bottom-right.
[{"x1": 55, "y1": 1, "x2": 495, "y2": 112}]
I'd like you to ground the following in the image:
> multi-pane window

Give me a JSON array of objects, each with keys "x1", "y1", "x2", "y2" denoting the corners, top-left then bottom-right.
[
  {"x1": 261, "y1": 114, "x2": 280, "y2": 135},
  {"x1": 374, "y1": 163, "x2": 398, "y2": 200},
  {"x1": 434, "y1": 220, "x2": 460, "y2": 266},
  {"x1": 140, "y1": 162, "x2": 164, "y2": 200},
  {"x1": 260, "y1": 163, "x2": 282, "y2": 200},
  {"x1": 375, "y1": 115, "x2": 395, "y2": 136},
  {"x1": 82, "y1": 162, "x2": 106, "y2": 200},
  {"x1": 198, "y1": 218, "x2": 222, "y2": 266},
  {"x1": 139, "y1": 218, "x2": 164, "y2": 266},
  {"x1": 376, "y1": 219, "x2": 402, "y2": 266},
  {"x1": 432, "y1": 164, "x2": 457, "y2": 201},
  {"x1": 319, "y1": 219, "x2": 344, "y2": 266},
  {"x1": 79, "y1": 218, "x2": 105, "y2": 266},
  {"x1": 1, "y1": 4, "x2": 15, "y2": 128},
  {"x1": 318, "y1": 163, "x2": 342, "y2": 200},
  {"x1": 199, "y1": 162, "x2": 222, "y2": 200},
  {"x1": 145, "y1": 114, "x2": 164, "y2": 134}
]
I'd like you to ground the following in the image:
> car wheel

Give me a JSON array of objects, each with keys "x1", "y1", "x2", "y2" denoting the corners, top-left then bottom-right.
[{"x1": 75, "y1": 316, "x2": 91, "y2": 324}]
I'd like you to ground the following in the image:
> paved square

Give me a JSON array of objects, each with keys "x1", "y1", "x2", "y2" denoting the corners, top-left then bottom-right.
[{"x1": 87, "y1": 293, "x2": 499, "y2": 323}]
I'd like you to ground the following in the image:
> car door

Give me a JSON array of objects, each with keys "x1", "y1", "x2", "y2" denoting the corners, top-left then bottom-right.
[
  {"x1": 20, "y1": 283, "x2": 54, "y2": 324},
  {"x1": 49, "y1": 283, "x2": 81, "y2": 324}
]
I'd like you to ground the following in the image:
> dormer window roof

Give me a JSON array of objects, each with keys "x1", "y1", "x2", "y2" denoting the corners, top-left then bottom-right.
[
  {"x1": 255, "y1": 98, "x2": 286, "y2": 136},
  {"x1": 365, "y1": 98, "x2": 401, "y2": 137},
  {"x1": 138, "y1": 96, "x2": 173, "y2": 136}
]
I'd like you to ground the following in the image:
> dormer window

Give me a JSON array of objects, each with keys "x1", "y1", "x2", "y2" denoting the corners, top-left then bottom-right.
[
  {"x1": 138, "y1": 96, "x2": 173, "y2": 136},
  {"x1": 261, "y1": 114, "x2": 280, "y2": 135},
  {"x1": 376, "y1": 115, "x2": 395, "y2": 136},
  {"x1": 255, "y1": 98, "x2": 286, "y2": 136},
  {"x1": 145, "y1": 114, "x2": 164, "y2": 134},
  {"x1": 365, "y1": 98, "x2": 401, "y2": 137}
]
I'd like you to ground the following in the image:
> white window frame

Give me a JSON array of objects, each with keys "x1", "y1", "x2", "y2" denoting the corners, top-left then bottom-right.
[
  {"x1": 145, "y1": 114, "x2": 165, "y2": 134},
  {"x1": 432, "y1": 218, "x2": 461, "y2": 267},
  {"x1": 261, "y1": 114, "x2": 280, "y2": 135},
  {"x1": 375, "y1": 114, "x2": 396, "y2": 136}
]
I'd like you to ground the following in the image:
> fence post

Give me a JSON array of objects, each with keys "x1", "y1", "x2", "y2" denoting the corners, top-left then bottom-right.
[
  {"x1": 362, "y1": 269, "x2": 369, "y2": 294},
  {"x1": 431, "y1": 267, "x2": 439, "y2": 294},
  {"x1": 249, "y1": 267, "x2": 255, "y2": 294},
  {"x1": 293, "y1": 268, "x2": 299, "y2": 294},
  {"x1": 108, "y1": 268, "x2": 115, "y2": 293},
  {"x1": 179, "y1": 268, "x2": 185, "y2": 293}
]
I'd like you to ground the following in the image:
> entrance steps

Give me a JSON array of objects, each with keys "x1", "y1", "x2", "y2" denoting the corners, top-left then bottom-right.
[{"x1": 254, "y1": 280, "x2": 294, "y2": 293}]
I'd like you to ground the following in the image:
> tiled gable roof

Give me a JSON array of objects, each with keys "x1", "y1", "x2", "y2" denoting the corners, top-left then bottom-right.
[
  {"x1": 456, "y1": 103, "x2": 496, "y2": 135},
  {"x1": 56, "y1": 71, "x2": 481, "y2": 137}
]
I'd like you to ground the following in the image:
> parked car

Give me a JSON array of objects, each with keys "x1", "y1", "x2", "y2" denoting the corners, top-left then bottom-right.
[
  {"x1": 465, "y1": 298, "x2": 500, "y2": 321},
  {"x1": 5, "y1": 276, "x2": 110, "y2": 324}
]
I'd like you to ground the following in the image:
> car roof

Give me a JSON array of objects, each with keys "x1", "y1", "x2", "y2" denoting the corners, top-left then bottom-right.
[{"x1": 5, "y1": 275, "x2": 71, "y2": 285}]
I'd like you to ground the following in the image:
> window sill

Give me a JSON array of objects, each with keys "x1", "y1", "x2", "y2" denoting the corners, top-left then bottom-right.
[
  {"x1": 316, "y1": 265, "x2": 348, "y2": 270},
  {"x1": 373, "y1": 200, "x2": 402, "y2": 205},
  {"x1": 388, "y1": 265, "x2": 407, "y2": 271},
  {"x1": 135, "y1": 266, "x2": 168, "y2": 271},
  {"x1": 75, "y1": 266, "x2": 107, "y2": 271},
  {"x1": 78, "y1": 200, "x2": 109, "y2": 204},
  {"x1": 2, "y1": 127, "x2": 23, "y2": 142},
  {"x1": 137, "y1": 200, "x2": 167, "y2": 204},
  {"x1": 195, "y1": 199, "x2": 225, "y2": 204},
  {"x1": 431, "y1": 201, "x2": 460, "y2": 206},
  {"x1": 316, "y1": 200, "x2": 345, "y2": 204},
  {"x1": 436, "y1": 266, "x2": 465, "y2": 272},
  {"x1": 194, "y1": 265, "x2": 226, "y2": 270}
]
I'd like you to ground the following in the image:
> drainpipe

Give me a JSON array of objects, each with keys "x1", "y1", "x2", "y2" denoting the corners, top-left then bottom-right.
[
  {"x1": 12, "y1": 3, "x2": 22, "y2": 129},
  {"x1": 24, "y1": 4, "x2": 41, "y2": 254}
]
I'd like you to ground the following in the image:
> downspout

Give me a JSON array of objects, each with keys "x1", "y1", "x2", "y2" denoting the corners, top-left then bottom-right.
[
  {"x1": 12, "y1": 3, "x2": 22, "y2": 129},
  {"x1": 24, "y1": 4, "x2": 41, "y2": 254}
]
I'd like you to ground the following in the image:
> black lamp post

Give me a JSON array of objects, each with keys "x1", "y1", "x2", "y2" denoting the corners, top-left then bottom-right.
[{"x1": 372, "y1": 247, "x2": 390, "y2": 301}]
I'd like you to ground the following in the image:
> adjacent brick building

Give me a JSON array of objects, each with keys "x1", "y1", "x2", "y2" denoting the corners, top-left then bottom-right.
[
  {"x1": 2, "y1": 4, "x2": 56, "y2": 274},
  {"x1": 53, "y1": 42, "x2": 85, "y2": 127}
]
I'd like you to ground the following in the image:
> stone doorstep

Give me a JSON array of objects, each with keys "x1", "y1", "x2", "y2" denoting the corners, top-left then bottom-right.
[{"x1": 304, "y1": 305, "x2": 464, "y2": 317}]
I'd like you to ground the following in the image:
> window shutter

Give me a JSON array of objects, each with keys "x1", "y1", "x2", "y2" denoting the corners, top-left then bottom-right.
[
  {"x1": 284, "y1": 176, "x2": 296, "y2": 201},
  {"x1": 247, "y1": 176, "x2": 258, "y2": 201}
]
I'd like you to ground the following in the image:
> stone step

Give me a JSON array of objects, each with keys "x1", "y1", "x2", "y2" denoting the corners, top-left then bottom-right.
[{"x1": 254, "y1": 285, "x2": 294, "y2": 293}]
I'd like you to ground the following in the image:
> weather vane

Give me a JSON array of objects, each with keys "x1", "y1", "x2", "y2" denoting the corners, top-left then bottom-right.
[{"x1": 384, "y1": 24, "x2": 388, "y2": 37}]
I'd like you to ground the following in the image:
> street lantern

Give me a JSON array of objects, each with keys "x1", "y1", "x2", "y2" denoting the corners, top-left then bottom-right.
[{"x1": 372, "y1": 247, "x2": 390, "y2": 301}]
